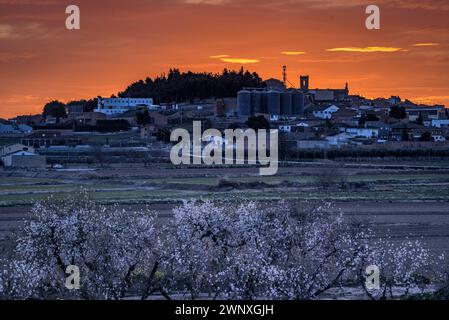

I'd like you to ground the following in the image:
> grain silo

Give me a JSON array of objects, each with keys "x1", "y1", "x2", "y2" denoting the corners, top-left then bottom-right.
[
  {"x1": 292, "y1": 90, "x2": 305, "y2": 115},
  {"x1": 237, "y1": 89, "x2": 251, "y2": 116},
  {"x1": 261, "y1": 91, "x2": 268, "y2": 114},
  {"x1": 266, "y1": 90, "x2": 281, "y2": 116},
  {"x1": 251, "y1": 91, "x2": 263, "y2": 114},
  {"x1": 281, "y1": 91, "x2": 293, "y2": 115}
]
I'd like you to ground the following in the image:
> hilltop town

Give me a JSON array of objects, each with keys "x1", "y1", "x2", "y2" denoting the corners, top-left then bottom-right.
[
  {"x1": 1, "y1": 70, "x2": 449, "y2": 169},
  {"x1": 2, "y1": 70, "x2": 449, "y2": 301}
]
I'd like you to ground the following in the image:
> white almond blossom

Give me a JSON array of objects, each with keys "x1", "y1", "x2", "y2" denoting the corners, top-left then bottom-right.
[
  {"x1": 1, "y1": 192, "x2": 161, "y2": 300},
  {"x1": 0, "y1": 194, "x2": 441, "y2": 300}
]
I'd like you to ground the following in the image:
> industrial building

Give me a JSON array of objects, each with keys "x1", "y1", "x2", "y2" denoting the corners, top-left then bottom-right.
[
  {"x1": 236, "y1": 74, "x2": 349, "y2": 118},
  {"x1": 300, "y1": 75, "x2": 350, "y2": 103},
  {"x1": 237, "y1": 88, "x2": 306, "y2": 118},
  {"x1": 95, "y1": 98, "x2": 156, "y2": 116}
]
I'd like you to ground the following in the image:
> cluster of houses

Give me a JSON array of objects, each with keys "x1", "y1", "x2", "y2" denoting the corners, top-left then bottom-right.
[
  {"x1": 276, "y1": 102, "x2": 449, "y2": 149},
  {"x1": 1, "y1": 78, "x2": 449, "y2": 168},
  {"x1": 0, "y1": 122, "x2": 33, "y2": 135},
  {"x1": 230, "y1": 76, "x2": 449, "y2": 149}
]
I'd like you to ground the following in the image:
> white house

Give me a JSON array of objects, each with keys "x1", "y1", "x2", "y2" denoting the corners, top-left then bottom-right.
[
  {"x1": 1, "y1": 144, "x2": 45, "y2": 168},
  {"x1": 432, "y1": 119, "x2": 449, "y2": 128},
  {"x1": 1, "y1": 144, "x2": 35, "y2": 157},
  {"x1": 17, "y1": 124, "x2": 33, "y2": 134},
  {"x1": 279, "y1": 122, "x2": 311, "y2": 133},
  {"x1": 2, "y1": 151, "x2": 46, "y2": 168},
  {"x1": 326, "y1": 132, "x2": 353, "y2": 147},
  {"x1": 2, "y1": 151, "x2": 34, "y2": 167},
  {"x1": 95, "y1": 98, "x2": 155, "y2": 116},
  {"x1": 0, "y1": 124, "x2": 33, "y2": 135},
  {"x1": 343, "y1": 127, "x2": 379, "y2": 138},
  {"x1": 0, "y1": 124, "x2": 18, "y2": 134},
  {"x1": 312, "y1": 105, "x2": 339, "y2": 119},
  {"x1": 433, "y1": 135, "x2": 446, "y2": 142},
  {"x1": 279, "y1": 125, "x2": 292, "y2": 133}
]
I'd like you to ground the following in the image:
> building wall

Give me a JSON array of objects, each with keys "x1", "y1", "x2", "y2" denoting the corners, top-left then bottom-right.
[
  {"x1": 15, "y1": 115, "x2": 43, "y2": 125},
  {"x1": 150, "y1": 112, "x2": 169, "y2": 126},
  {"x1": 432, "y1": 120, "x2": 449, "y2": 128},
  {"x1": 345, "y1": 128, "x2": 379, "y2": 138},
  {"x1": 69, "y1": 112, "x2": 107, "y2": 125},
  {"x1": 141, "y1": 125, "x2": 156, "y2": 139},
  {"x1": 3, "y1": 155, "x2": 46, "y2": 168},
  {"x1": 297, "y1": 140, "x2": 330, "y2": 149},
  {"x1": 313, "y1": 106, "x2": 339, "y2": 119},
  {"x1": 65, "y1": 104, "x2": 84, "y2": 114},
  {"x1": 0, "y1": 124, "x2": 19, "y2": 134},
  {"x1": 0, "y1": 144, "x2": 35, "y2": 157},
  {"x1": 95, "y1": 98, "x2": 155, "y2": 115},
  {"x1": 312, "y1": 90, "x2": 334, "y2": 102}
]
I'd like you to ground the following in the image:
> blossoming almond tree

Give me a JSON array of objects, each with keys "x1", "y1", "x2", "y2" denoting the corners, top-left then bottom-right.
[
  {"x1": 163, "y1": 200, "x2": 369, "y2": 300},
  {"x1": 0, "y1": 195, "x2": 440, "y2": 300},
  {"x1": 0, "y1": 192, "x2": 162, "y2": 300},
  {"x1": 359, "y1": 238, "x2": 441, "y2": 299}
]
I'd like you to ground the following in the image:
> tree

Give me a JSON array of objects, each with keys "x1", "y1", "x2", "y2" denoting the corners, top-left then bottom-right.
[
  {"x1": 359, "y1": 113, "x2": 380, "y2": 126},
  {"x1": 118, "y1": 68, "x2": 263, "y2": 103},
  {"x1": 0, "y1": 197, "x2": 440, "y2": 300},
  {"x1": 325, "y1": 119, "x2": 335, "y2": 129},
  {"x1": 156, "y1": 128, "x2": 171, "y2": 143},
  {"x1": 419, "y1": 131, "x2": 432, "y2": 142},
  {"x1": 415, "y1": 112, "x2": 424, "y2": 125},
  {"x1": 43, "y1": 101, "x2": 67, "y2": 122},
  {"x1": 228, "y1": 122, "x2": 242, "y2": 130},
  {"x1": 245, "y1": 116, "x2": 270, "y2": 130},
  {"x1": 389, "y1": 106, "x2": 407, "y2": 120},
  {"x1": 163, "y1": 200, "x2": 367, "y2": 300},
  {"x1": 159, "y1": 200, "x2": 439, "y2": 300},
  {"x1": 83, "y1": 99, "x2": 98, "y2": 113},
  {"x1": 359, "y1": 239, "x2": 436, "y2": 300},
  {"x1": 0, "y1": 192, "x2": 162, "y2": 300},
  {"x1": 136, "y1": 109, "x2": 151, "y2": 126}
]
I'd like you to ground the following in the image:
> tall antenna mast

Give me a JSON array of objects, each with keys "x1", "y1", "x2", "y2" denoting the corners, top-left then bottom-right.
[{"x1": 282, "y1": 65, "x2": 287, "y2": 88}]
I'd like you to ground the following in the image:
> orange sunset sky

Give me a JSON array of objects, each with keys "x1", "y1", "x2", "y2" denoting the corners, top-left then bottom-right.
[{"x1": 1, "y1": 0, "x2": 449, "y2": 119}]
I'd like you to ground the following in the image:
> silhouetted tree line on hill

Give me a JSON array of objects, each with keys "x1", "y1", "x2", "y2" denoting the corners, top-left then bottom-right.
[
  {"x1": 41, "y1": 68, "x2": 263, "y2": 117},
  {"x1": 118, "y1": 68, "x2": 264, "y2": 103}
]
